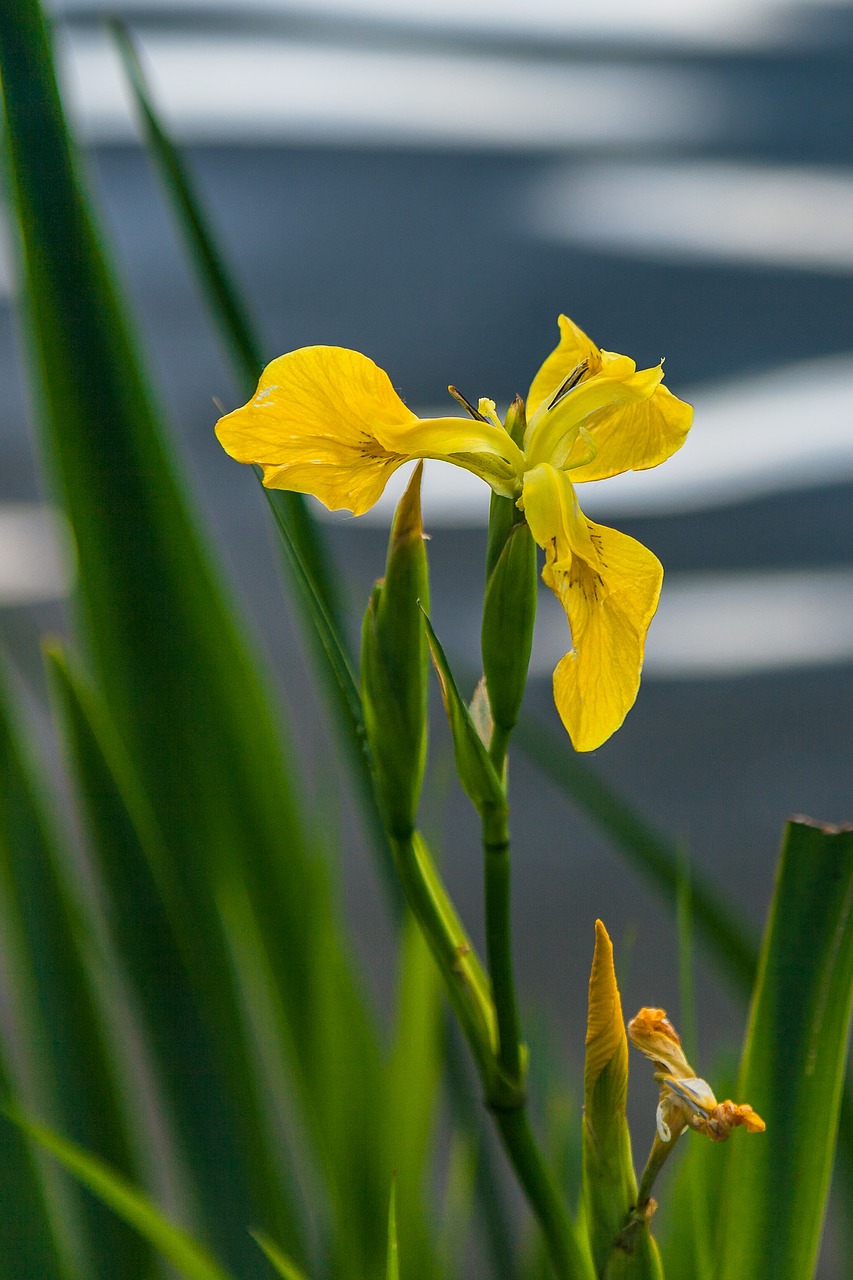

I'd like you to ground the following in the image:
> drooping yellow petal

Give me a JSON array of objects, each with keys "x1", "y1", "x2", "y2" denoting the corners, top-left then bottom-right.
[
  {"x1": 216, "y1": 346, "x2": 525, "y2": 513},
  {"x1": 566, "y1": 382, "x2": 693, "y2": 482},
  {"x1": 522, "y1": 463, "x2": 662, "y2": 752},
  {"x1": 216, "y1": 346, "x2": 414, "y2": 514},
  {"x1": 585, "y1": 920, "x2": 627, "y2": 1093}
]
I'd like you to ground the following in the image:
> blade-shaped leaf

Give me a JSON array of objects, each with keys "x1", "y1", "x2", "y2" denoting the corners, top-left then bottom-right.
[
  {"x1": 421, "y1": 610, "x2": 504, "y2": 815},
  {"x1": 717, "y1": 817, "x2": 853, "y2": 1280},
  {"x1": 0, "y1": 7, "x2": 392, "y2": 1276},
  {"x1": 110, "y1": 21, "x2": 399, "y2": 904},
  {"x1": 251, "y1": 1231, "x2": 311, "y2": 1280},
  {"x1": 8, "y1": 1111, "x2": 237, "y2": 1280},
  {"x1": 0, "y1": 664, "x2": 154, "y2": 1279},
  {"x1": 45, "y1": 646, "x2": 307, "y2": 1267},
  {"x1": 514, "y1": 716, "x2": 756, "y2": 992}
]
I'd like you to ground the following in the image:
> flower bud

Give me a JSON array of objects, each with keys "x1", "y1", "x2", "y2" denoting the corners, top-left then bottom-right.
[
  {"x1": 360, "y1": 465, "x2": 429, "y2": 837},
  {"x1": 481, "y1": 520, "x2": 537, "y2": 735}
]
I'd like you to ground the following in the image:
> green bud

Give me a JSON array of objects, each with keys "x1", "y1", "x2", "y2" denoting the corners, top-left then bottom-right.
[
  {"x1": 421, "y1": 608, "x2": 504, "y2": 817},
  {"x1": 360, "y1": 465, "x2": 429, "y2": 838},
  {"x1": 485, "y1": 395, "x2": 526, "y2": 579},
  {"x1": 482, "y1": 520, "x2": 537, "y2": 734}
]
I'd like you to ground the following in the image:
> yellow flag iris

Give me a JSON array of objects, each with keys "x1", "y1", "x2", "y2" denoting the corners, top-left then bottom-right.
[{"x1": 216, "y1": 315, "x2": 692, "y2": 751}]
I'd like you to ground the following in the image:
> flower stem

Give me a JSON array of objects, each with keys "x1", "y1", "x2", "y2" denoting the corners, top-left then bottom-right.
[
  {"x1": 482, "y1": 802, "x2": 522, "y2": 1086},
  {"x1": 493, "y1": 1107, "x2": 592, "y2": 1280}
]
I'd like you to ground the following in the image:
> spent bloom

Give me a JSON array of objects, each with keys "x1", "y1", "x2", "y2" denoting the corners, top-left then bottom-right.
[
  {"x1": 216, "y1": 316, "x2": 692, "y2": 751},
  {"x1": 628, "y1": 1007, "x2": 765, "y2": 1144}
]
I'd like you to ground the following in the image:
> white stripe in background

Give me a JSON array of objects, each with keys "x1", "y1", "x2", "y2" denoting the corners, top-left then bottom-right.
[
  {"x1": 55, "y1": 0, "x2": 849, "y2": 51},
  {"x1": 0, "y1": 506, "x2": 74, "y2": 605},
  {"x1": 60, "y1": 31, "x2": 718, "y2": 147},
  {"x1": 526, "y1": 162, "x2": 853, "y2": 272},
  {"x1": 326, "y1": 352, "x2": 853, "y2": 525},
  {"x1": 532, "y1": 568, "x2": 853, "y2": 680}
]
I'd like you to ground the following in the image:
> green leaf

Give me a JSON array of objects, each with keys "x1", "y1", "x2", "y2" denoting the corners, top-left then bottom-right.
[
  {"x1": 7, "y1": 1111, "x2": 237, "y2": 1280},
  {"x1": 44, "y1": 646, "x2": 306, "y2": 1268},
  {"x1": 421, "y1": 610, "x2": 504, "y2": 816},
  {"x1": 109, "y1": 20, "x2": 400, "y2": 907},
  {"x1": 717, "y1": 817, "x2": 853, "y2": 1280},
  {"x1": 1, "y1": 8, "x2": 392, "y2": 1276},
  {"x1": 514, "y1": 716, "x2": 756, "y2": 992},
  {"x1": 385, "y1": 914, "x2": 443, "y2": 1279},
  {"x1": 251, "y1": 1231, "x2": 311, "y2": 1280},
  {"x1": 0, "y1": 663, "x2": 154, "y2": 1279}
]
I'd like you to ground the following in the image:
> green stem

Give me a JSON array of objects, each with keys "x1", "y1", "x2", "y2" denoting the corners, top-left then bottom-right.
[
  {"x1": 494, "y1": 1108, "x2": 591, "y2": 1280},
  {"x1": 482, "y1": 803, "x2": 522, "y2": 1086},
  {"x1": 391, "y1": 831, "x2": 591, "y2": 1280}
]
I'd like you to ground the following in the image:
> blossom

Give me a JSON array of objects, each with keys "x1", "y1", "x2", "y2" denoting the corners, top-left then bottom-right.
[
  {"x1": 628, "y1": 1007, "x2": 765, "y2": 1144},
  {"x1": 215, "y1": 316, "x2": 692, "y2": 751}
]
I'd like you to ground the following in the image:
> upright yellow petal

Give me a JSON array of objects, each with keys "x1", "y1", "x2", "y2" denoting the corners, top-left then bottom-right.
[
  {"x1": 526, "y1": 315, "x2": 603, "y2": 418},
  {"x1": 567, "y1": 383, "x2": 693, "y2": 483},
  {"x1": 522, "y1": 464, "x2": 662, "y2": 752},
  {"x1": 216, "y1": 346, "x2": 415, "y2": 514}
]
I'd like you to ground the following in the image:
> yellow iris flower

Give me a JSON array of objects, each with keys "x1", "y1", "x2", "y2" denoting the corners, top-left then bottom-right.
[{"x1": 215, "y1": 315, "x2": 692, "y2": 751}]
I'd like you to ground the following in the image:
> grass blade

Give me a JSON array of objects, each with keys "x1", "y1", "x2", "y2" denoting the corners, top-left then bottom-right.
[
  {"x1": 8, "y1": 1110, "x2": 237, "y2": 1280},
  {"x1": 0, "y1": 665, "x2": 154, "y2": 1279},
  {"x1": 514, "y1": 715, "x2": 756, "y2": 991},
  {"x1": 111, "y1": 18, "x2": 398, "y2": 907},
  {"x1": 718, "y1": 817, "x2": 853, "y2": 1280},
  {"x1": 251, "y1": 1231, "x2": 311, "y2": 1280}
]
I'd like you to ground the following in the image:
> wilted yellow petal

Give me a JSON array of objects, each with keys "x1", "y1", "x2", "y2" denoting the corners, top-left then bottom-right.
[
  {"x1": 567, "y1": 383, "x2": 693, "y2": 483},
  {"x1": 522, "y1": 464, "x2": 662, "y2": 752},
  {"x1": 694, "y1": 1100, "x2": 766, "y2": 1141},
  {"x1": 585, "y1": 920, "x2": 627, "y2": 1092},
  {"x1": 627, "y1": 1007, "x2": 695, "y2": 1078}
]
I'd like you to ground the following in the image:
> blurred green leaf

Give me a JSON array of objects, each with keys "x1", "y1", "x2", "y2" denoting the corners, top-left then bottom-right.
[
  {"x1": 386, "y1": 914, "x2": 443, "y2": 1276},
  {"x1": 45, "y1": 645, "x2": 306, "y2": 1267},
  {"x1": 0, "y1": 1056, "x2": 78, "y2": 1280},
  {"x1": 718, "y1": 817, "x2": 853, "y2": 1280},
  {"x1": 514, "y1": 717, "x2": 756, "y2": 992},
  {"x1": 251, "y1": 1231, "x2": 311, "y2": 1280},
  {"x1": 0, "y1": 6, "x2": 395, "y2": 1277},
  {"x1": 8, "y1": 1110, "x2": 237, "y2": 1280},
  {"x1": 110, "y1": 20, "x2": 399, "y2": 904},
  {"x1": 0, "y1": 663, "x2": 154, "y2": 1279}
]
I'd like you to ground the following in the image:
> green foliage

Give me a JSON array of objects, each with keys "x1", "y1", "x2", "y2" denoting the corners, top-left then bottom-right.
[
  {"x1": 0, "y1": 4, "x2": 849, "y2": 1280},
  {"x1": 718, "y1": 819, "x2": 853, "y2": 1280}
]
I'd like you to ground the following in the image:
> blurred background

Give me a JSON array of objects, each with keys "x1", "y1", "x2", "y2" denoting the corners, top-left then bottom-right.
[{"x1": 2, "y1": 0, "x2": 852, "y2": 1259}]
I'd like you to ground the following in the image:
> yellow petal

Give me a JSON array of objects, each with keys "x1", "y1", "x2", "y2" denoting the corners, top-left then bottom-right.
[
  {"x1": 524, "y1": 364, "x2": 664, "y2": 471},
  {"x1": 522, "y1": 464, "x2": 662, "y2": 752},
  {"x1": 526, "y1": 315, "x2": 604, "y2": 418},
  {"x1": 216, "y1": 346, "x2": 525, "y2": 512},
  {"x1": 567, "y1": 383, "x2": 694, "y2": 483},
  {"x1": 626, "y1": 1007, "x2": 695, "y2": 1078},
  {"x1": 585, "y1": 920, "x2": 627, "y2": 1092},
  {"x1": 216, "y1": 346, "x2": 415, "y2": 514}
]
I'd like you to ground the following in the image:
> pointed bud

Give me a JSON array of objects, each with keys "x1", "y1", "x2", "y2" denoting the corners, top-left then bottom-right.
[
  {"x1": 583, "y1": 922, "x2": 645, "y2": 1275},
  {"x1": 481, "y1": 520, "x2": 537, "y2": 735},
  {"x1": 360, "y1": 465, "x2": 429, "y2": 837}
]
